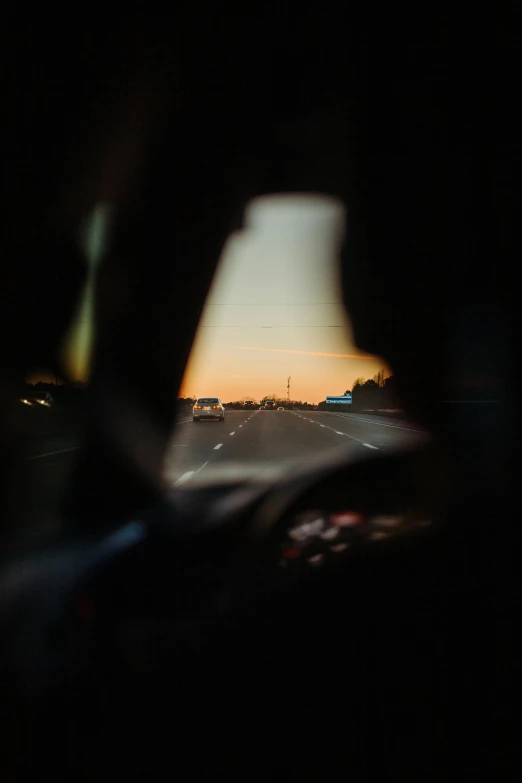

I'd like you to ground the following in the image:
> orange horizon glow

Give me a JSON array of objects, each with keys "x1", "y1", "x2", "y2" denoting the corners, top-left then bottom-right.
[
  {"x1": 180, "y1": 196, "x2": 391, "y2": 404},
  {"x1": 45, "y1": 196, "x2": 391, "y2": 403}
]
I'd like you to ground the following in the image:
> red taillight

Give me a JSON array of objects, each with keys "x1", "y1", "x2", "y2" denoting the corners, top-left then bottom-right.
[
  {"x1": 194, "y1": 405, "x2": 202, "y2": 409},
  {"x1": 282, "y1": 548, "x2": 300, "y2": 559},
  {"x1": 212, "y1": 405, "x2": 220, "y2": 409}
]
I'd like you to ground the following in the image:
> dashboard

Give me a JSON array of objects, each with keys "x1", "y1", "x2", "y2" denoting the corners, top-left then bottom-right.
[
  {"x1": 0, "y1": 441, "x2": 446, "y2": 692},
  {"x1": 279, "y1": 507, "x2": 432, "y2": 575}
]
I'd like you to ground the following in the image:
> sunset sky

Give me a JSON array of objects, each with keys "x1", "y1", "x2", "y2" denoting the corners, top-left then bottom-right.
[
  {"x1": 180, "y1": 195, "x2": 388, "y2": 404},
  {"x1": 45, "y1": 195, "x2": 388, "y2": 402}
]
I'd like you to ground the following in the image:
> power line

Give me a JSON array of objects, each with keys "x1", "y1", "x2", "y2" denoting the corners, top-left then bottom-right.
[
  {"x1": 75, "y1": 302, "x2": 343, "y2": 307},
  {"x1": 67, "y1": 323, "x2": 348, "y2": 327},
  {"x1": 70, "y1": 318, "x2": 348, "y2": 328},
  {"x1": 74, "y1": 301, "x2": 345, "y2": 310},
  {"x1": 205, "y1": 302, "x2": 343, "y2": 306},
  {"x1": 197, "y1": 325, "x2": 347, "y2": 328}
]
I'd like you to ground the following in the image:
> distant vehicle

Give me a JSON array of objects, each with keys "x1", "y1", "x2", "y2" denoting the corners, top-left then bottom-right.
[
  {"x1": 264, "y1": 399, "x2": 276, "y2": 410},
  {"x1": 277, "y1": 407, "x2": 284, "y2": 411},
  {"x1": 243, "y1": 400, "x2": 255, "y2": 409},
  {"x1": 21, "y1": 391, "x2": 54, "y2": 407},
  {"x1": 192, "y1": 397, "x2": 225, "y2": 422}
]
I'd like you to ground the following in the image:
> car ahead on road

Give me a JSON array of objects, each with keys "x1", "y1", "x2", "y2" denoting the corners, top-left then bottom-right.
[
  {"x1": 20, "y1": 391, "x2": 54, "y2": 407},
  {"x1": 264, "y1": 399, "x2": 276, "y2": 410},
  {"x1": 193, "y1": 397, "x2": 225, "y2": 422},
  {"x1": 277, "y1": 407, "x2": 285, "y2": 411},
  {"x1": 243, "y1": 400, "x2": 255, "y2": 410}
]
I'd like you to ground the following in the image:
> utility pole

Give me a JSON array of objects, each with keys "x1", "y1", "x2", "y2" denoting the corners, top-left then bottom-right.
[{"x1": 287, "y1": 376, "x2": 291, "y2": 403}]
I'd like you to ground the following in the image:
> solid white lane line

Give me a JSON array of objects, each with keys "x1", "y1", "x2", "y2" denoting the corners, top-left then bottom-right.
[
  {"x1": 309, "y1": 416, "x2": 372, "y2": 446},
  {"x1": 214, "y1": 443, "x2": 223, "y2": 450},
  {"x1": 175, "y1": 471, "x2": 194, "y2": 486},
  {"x1": 363, "y1": 443, "x2": 379, "y2": 449},
  {"x1": 322, "y1": 412, "x2": 423, "y2": 433},
  {"x1": 174, "y1": 460, "x2": 209, "y2": 487},
  {"x1": 26, "y1": 447, "x2": 80, "y2": 461}
]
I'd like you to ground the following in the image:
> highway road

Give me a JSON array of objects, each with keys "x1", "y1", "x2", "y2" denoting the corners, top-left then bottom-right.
[
  {"x1": 7, "y1": 407, "x2": 428, "y2": 548},
  {"x1": 7, "y1": 410, "x2": 84, "y2": 548},
  {"x1": 10, "y1": 410, "x2": 190, "y2": 546},
  {"x1": 163, "y1": 409, "x2": 429, "y2": 487}
]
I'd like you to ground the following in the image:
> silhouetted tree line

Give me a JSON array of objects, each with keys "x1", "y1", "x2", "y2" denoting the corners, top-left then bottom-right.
[
  {"x1": 350, "y1": 372, "x2": 400, "y2": 411},
  {"x1": 176, "y1": 396, "x2": 318, "y2": 411},
  {"x1": 177, "y1": 396, "x2": 317, "y2": 410},
  {"x1": 318, "y1": 371, "x2": 401, "y2": 412}
]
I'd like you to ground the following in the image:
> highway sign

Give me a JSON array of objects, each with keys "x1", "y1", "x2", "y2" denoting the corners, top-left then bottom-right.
[{"x1": 326, "y1": 394, "x2": 352, "y2": 404}]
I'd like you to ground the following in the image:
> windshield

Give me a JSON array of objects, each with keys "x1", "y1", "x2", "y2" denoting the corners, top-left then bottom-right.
[
  {"x1": 164, "y1": 195, "x2": 429, "y2": 487},
  {"x1": 10, "y1": 195, "x2": 430, "y2": 550}
]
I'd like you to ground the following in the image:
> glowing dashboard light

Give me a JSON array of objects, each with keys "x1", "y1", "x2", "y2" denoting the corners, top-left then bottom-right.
[
  {"x1": 319, "y1": 526, "x2": 339, "y2": 541},
  {"x1": 369, "y1": 531, "x2": 390, "y2": 541},
  {"x1": 288, "y1": 518, "x2": 324, "y2": 541},
  {"x1": 372, "y1": 515, "x2": 402, "y2": 528},
  {"x1": 331, "y1": 512, "x2": 364, "y2": 527},
  {"x1": 330, "y1": 543, "x2": 349, "y2": 553},
  {"x1": 308, "y1": 554, "x2": 324, "y2": 567}
]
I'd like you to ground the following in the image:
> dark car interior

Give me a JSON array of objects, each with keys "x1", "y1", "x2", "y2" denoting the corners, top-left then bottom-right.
[{"x1": 1, "y1": 10, "x2": 518, "y2": 781}]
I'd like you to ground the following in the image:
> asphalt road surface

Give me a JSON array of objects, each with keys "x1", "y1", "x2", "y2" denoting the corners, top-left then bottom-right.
[
  {"x1": 7, "y1": 408, "x2": 428, "y2": 549},
  {"x1": 6, "y1": 407, "x2": 84, "y2": 548},
  {"x1": 9, "y1": 410, "x2": 192, "y2": 547},
  {"x1": 163, "y1": 409, "x2": 428, "y2": 488}
]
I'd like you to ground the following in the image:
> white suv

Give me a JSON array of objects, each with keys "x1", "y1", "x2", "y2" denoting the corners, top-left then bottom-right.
[{"x1": 193, "y1": 397, "x2": 225, "y2": 422}]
